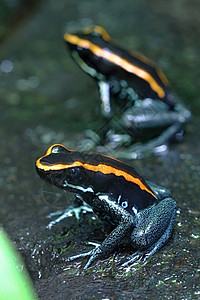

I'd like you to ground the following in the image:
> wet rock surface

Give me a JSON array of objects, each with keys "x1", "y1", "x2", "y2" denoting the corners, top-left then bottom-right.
[{"x1": 0, "y1": 0, "x2": 200, "y2": 299}]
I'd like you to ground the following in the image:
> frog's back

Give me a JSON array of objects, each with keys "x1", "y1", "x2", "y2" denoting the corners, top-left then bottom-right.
[{"x1": 79, "y1": 152, "x2": 158, "y2": 214}]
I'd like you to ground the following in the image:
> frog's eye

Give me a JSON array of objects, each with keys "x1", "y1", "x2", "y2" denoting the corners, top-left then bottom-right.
[
  {"x1": 90, "y1": 29, "x2": 102, "y2": 37},
  {"x1": 50, "y1": 145, "x2": 70, "y2": 155},
  {"x1": 91, "y1": 26, "x2": 110, "y2": 41}
]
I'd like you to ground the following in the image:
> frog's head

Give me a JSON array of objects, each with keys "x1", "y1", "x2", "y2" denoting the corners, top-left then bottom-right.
[
  {"x1": 36, "y1": 144, "x2": 89, "y2": 193},
  {"x1": 63, "y1": 25, "x2": 112, "y2": 77},
  {"x1": 64, "y1": 25, "x2": 110, "y2": 52}
]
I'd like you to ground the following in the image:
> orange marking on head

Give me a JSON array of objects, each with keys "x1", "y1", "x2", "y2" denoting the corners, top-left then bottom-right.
[
  {"x1": 64, "y1": 34, "x2": 166, "y2": 98},
  {"x1": 36, "y1": 144, "x2": 72, "y2": 169},
  {"x1": 82, "y1": 25, "x2": 111, "y2": 41}
]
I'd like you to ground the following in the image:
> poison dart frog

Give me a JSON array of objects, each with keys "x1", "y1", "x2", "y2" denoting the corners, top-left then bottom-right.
[
  {"x1": 64, "y1": 25, "x2": 191, "y2": 158},
  {"x1": 36, "y1": 144, "x2": 177, "y2": 269}
]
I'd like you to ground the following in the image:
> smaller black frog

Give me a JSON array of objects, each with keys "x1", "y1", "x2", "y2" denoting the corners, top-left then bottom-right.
[{"x1": 64, "y1": 25, "x2": 191, "y2": 158}]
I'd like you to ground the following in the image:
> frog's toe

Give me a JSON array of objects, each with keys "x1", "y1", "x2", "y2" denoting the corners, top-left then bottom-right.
[
  {"x1": 83, "y1": 246, "x2": 103, "y2": 269},
  {"x1": 66, "y1": 250, "x2": 98, "y2": 270},
  {"x1": 66, "y1": 250, "x2": 92, "y2": 262},
  {"x1": 67, "y1": 242, "x2": 101, "y2": 269},
  {"x1": 122, "y1": 251, "x2": 149, "y2": 267},
  {"x1": 72, "y1": 205, "x2": 93, "y2": 219},
  {"x1": 122, "y1": 253, "x2": 141, "y2": 267},
  {"x1": 47, "y1": 205, "x2": 93, "y2": 229},
  {"x1": 83, "y1": 254, "x2": 97, "y2": 269},
  {"x1": 47, "y1": 206, "x2": 74, "y2": 229},
  {"x1": 79, "y1": 130, "x2": 101, "y2": 151}
]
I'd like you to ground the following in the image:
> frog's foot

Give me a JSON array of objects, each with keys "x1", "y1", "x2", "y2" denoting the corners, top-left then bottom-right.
[
  {"x1": 78, "y1": 129, "x2": 132, "y2": 153},
  {"x1": 66, "y1": 242, "x2": 101, "y2": 270},
  {"x1": 105, "y1": 130, "x2": 131, "y2": 149},
  {"x1": 122, "y1": 250, "x2": 151, "y2": 267},
  {"x1": 114, "y1": 122, "x2": 183, "y2": 159},
  {"x1": 78, "y1": 129, "x2": 101, "y2": 152},
  {"x1": 47, "y1": 205, "x2": 93, "y2": 229}
]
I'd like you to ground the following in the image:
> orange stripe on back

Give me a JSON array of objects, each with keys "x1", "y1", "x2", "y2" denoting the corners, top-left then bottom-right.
[
  {"x1": 64, "y1": 34, "x2": 166, "y2": 98},
  {"x1": 36, "y1": 158, "x2": 156, "y2": 198}
]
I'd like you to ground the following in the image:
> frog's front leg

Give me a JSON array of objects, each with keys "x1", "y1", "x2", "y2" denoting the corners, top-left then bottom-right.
[
  {"x1": 98, "y1": 81, "x2": 111, "y2": 116},
  {"x1": 47, "y1": 195, "x2": 93, "y2": 229},
  {"x1": 123, "y1": 196, "x2": 177, "y2": 266},
  {"x1": 67, "y1": 195, "x2": 135, "y2": 269}
]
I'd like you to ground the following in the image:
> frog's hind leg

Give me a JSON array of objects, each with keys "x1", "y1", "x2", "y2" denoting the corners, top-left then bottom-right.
[
  {"x1": 116, "y1": 101, "x2": 191, "y2": 158},
  {"x1": 123, "y1": 197, "x2": 177, "y2": 267},
  {"x1": 66, "y1": 195, "x2": 135, "y2": 269},
  {"x1": 116, "y1": 121, "x2": 182, "y2": 159},
  {"x1": 66, "y1": 216, "x2": 134, "y2": 270},
  {"x1": 122, "y1": 100, "x2": 191, "y2": 131}
]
